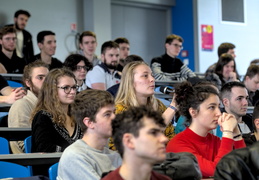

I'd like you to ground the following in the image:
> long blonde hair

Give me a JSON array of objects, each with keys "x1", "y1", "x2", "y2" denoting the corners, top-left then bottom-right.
[
  {"x1": 30, "y1": 68, "x2": 76, "y2": 127},
  {"x1": 115, "y1": 61, "x2": 159, "y2": 110}
]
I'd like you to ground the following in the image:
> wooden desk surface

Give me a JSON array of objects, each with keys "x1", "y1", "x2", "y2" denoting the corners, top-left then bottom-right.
[
  {"x1": 0, "y1": 128, "x2": 31, "y2": 141},
  {"x1": 0, "y1": 152, "x2": 62, "y2": 166}
]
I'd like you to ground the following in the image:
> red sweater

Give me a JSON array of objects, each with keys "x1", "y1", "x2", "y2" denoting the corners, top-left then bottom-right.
[{"x1": 166, "y1": 128, "x2": 246, "y2": 178}]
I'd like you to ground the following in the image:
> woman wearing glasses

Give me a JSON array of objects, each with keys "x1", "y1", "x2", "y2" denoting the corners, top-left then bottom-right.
[
  {"x1": 31, "y1": 68, "x2": 82, "y2": 154},
  {"x1": 63, "y1": 54, "x2": 93, "y2": 92}
]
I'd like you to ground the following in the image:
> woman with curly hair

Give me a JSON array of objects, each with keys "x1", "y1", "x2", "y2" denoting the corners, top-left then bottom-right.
[
  {"x1": 63, "y1": 54, "x2": 93, "y2": 92},
  {"x1": 109, "y1": 61, "x2": 177, "y2": 150},
  {"x1": 31, "y1": 68, "x2": 82, "y2": 153},
  {"x1": 166, "y1": 81, "x2": 245, "y2": 178}
]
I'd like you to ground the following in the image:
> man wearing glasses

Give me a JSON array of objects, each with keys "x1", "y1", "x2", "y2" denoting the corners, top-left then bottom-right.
[
  {"x1": 0, "y1": 26, "x2": 26, "y2": 73},
  {"x1": 150, "y1": 34, "x2": 196, "y2": 81}
]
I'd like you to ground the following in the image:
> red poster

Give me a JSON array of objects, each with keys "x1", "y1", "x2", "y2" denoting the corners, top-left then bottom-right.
[{"x1": 201, "y1": 25, "x2": 213, "y2": 51}]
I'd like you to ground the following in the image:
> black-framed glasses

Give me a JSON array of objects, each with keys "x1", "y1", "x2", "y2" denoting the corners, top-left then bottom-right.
[
  {"x1": 57, "y1": 85, "x2": 78, "y2": 94},
  {"x1": 76, "y1": 66, "x2": 89, "y2": 71},
  {"x1": 172, "y1": 43, "x2": 183, "y2": 50}
]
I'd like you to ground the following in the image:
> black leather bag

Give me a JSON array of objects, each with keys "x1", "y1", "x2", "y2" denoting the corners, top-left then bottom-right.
[{"x1": 153, "y1": 152, "x2": 202, "y2": 180}]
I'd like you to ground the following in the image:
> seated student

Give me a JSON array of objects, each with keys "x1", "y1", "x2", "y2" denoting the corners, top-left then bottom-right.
[
  {"x1": 150, "y1": 34, "x2": 196, "y2": 81},
  {"x1": 220, "y1": 82, "x2": 253, "y2": 135},
  {"x1": 166, "y1": 81, "x2": 246, "y2": 178},
  {"x1": 31, "y1": 68, "x2": 82, "y2": 153},
  {"x1": 205, "y1": 42, "x2": 236, "y2": 75},
  {"x1": 0, "y1": 26, "x2": 26, "y2": 73},
  {"x1": 106, "y1": 54, "x2": 144, "y2": 97},
  {"x1": 214, "y1": 53, "x2": 239, "y2": 87},
  {"x1": 102, "y1": 106, "x2": 170, "y2": 180},
  {"x1": 8, "y1": 60, "x2": 49, "y2": 153},
  {"x1": 30, "y1": 68, "x2": 82, "y2": 176},
  {"x1": 86, "y1": 41, "x2": 120, "y2": 90},
  {"x1": 243, "y1": 64, "x2": 259, "y2": 106},
  {"x1": 57, "y1": 89, "x2": 121, "y2": 180},
  {"x1": 0, "y1": 75, "x2": 26, "y2": 104},
  {"x1": 108, "y1": 61, "x2": 177, "y2": 150},
  {"x1": 63, "y1": 54, "x2": 93, "y2": 92},
  {"x1": 114, "y1": 37, "x2": 130, "y2": 72},
  {"x1": 243, "y1": 105, "x2": 259, "y2": 146},
  {"x1": 31, "y1": 31, "x2": 63, "y2": 70},
  {"x1": 76, "y1": 31, "x2": 101, "y2": 67}
]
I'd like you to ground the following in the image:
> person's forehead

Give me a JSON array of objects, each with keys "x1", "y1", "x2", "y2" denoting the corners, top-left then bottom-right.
[
  {"x1": 43, "y1": 35, "x2": 55, "y2": 42},
  {"x1": 171, "y1": 39, "x2": 182, "y2": 44},
  {"x1": 3, "y1": 33, "x2": 16, "y2": 37},
  {"x1": 31, "y1": 67, "x2": 49, "y2": 75},
  {"x1": 227, "y1": 48, "x2": 235, "y2": 53},
  {"x1": 134, "y1": 64, "x2": 151, "y2": 74},
  {"x1": 250, "y1": 74, "x2": 259, "y2": 81},
  {"x1": 17, "y1": 14, "x2": 29, "y2": 19},
  {"x1": 104, "y1": 47, "x2": 119, "y2": 54},
  {"x1": 119, "y1": 43, "x2": 129, "y2": 47},
  {"x1": 140, "y1": 117, "x2": 161, "y2": 131},
  {"x1": 231, "y1": 87, "x2": 248, "y2": 97},
  {"x1": 82, "y1": 36, "x2": 96, "y2": 42},
  {"x1": 97, "y1": 104, "x2": 115, "y2": 114}
]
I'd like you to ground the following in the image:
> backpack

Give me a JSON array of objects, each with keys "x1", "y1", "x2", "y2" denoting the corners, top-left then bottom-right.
[{"x1": 153, "y1": 152, "x2": 202, "y2": 180}]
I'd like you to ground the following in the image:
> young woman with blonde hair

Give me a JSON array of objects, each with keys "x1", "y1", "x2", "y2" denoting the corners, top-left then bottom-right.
[{"x1": 109, "y1": 61, "x2": 177, "y2": 149}]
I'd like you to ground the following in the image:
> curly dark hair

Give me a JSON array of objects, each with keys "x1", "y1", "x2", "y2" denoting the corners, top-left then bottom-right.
[{"x1": 175, "y1": 81, "x2": 219, "y2": 123}]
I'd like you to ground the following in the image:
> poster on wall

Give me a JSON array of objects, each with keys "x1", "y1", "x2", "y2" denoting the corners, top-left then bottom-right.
[{"x1": 201, "y1": 25, "x2": 214, "y2": 51}]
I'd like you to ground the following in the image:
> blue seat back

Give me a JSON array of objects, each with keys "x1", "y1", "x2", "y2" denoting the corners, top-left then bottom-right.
[
  {"x1": 7, "y1": 80, "x2": 23, "y2": 88},
  {"x1": 0, "y1": 161, "x2": 30, "y2": 178},
  {"x1": 24, "y1": 136, "x2": 33, "y2": 175},
  {"x1": 24, "y1": 136, "x2": 32, "y2": 153},
  {"x1": 49, "y1": 162, "x2": 59, "y2": 180},
  {"x1": 0, "y1": 137, "x2": 10, "y2": 154}
]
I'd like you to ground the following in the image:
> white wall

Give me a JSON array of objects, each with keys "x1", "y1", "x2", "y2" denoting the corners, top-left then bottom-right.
[
  {"x1": 0, "y1": 0, "x2": 84, "y2": 62},
  {"x1": 197, "y1": 0, "x2": 259, "y2": 75}
]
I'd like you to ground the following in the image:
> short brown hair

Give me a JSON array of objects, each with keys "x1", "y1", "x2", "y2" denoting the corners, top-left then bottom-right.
[
  {"x1": 165, "y1": 34, "x2": 183, "y2": 44},
  {"x1": 79, "y1": 31, "x2": 97, "y2": 44},
  {"x1": 0, "y1": 26, "x2": 16, "y2": 39},
  {"x1": 71, "y1": 89, "x2": 114, "y2": 133}
]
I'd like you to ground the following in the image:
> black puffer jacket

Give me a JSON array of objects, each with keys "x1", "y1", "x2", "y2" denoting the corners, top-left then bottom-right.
[{"x1": 214, "y1": 141, "x2": 259, "y2": 180}]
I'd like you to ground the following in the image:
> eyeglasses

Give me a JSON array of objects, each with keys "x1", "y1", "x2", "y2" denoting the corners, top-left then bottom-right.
[
  {"x1": 76, "y1": 66, "x2": 89, "y2": 71},
  {"x1": 172, "y1": 43, "x2": 183, "y2": 50},
  {"x1": 57, "y1": 85, "x2": 78, "y2": 94}
]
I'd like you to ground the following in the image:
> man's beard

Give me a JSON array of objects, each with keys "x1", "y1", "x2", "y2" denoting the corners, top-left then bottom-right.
[
  {"x1": 2, "y1": 45, "x2": 15, "y2": 52},
  {"x1": 31, "y1": 84, "x2": 40, "y2": 97},
  {"x1": 104, "y1": 59, "x2": 118, "y2": 70},
  {"x1": 15, "y1": 22, "x2": 22, "y2": 31}
]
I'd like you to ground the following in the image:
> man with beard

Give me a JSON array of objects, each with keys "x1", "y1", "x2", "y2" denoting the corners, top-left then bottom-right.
[
  {"x1": 6, "y1": 10, "x2": 34, "y2": 64},
  {"x1": 0, "y1": 26, "x2": 26, "y2": 73},
  {"x1": 86, "y1": 41, "x2": 120, "y2": 90},
  {"x1": 220, "y1": 81, "x2": 253, "y2": 135},
  {"x1": 31, "y1": 31, "x2": 63, "y2": 70},
  {"x1": 8, "y1": 60, "x2": 49, "y2": 153}
]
